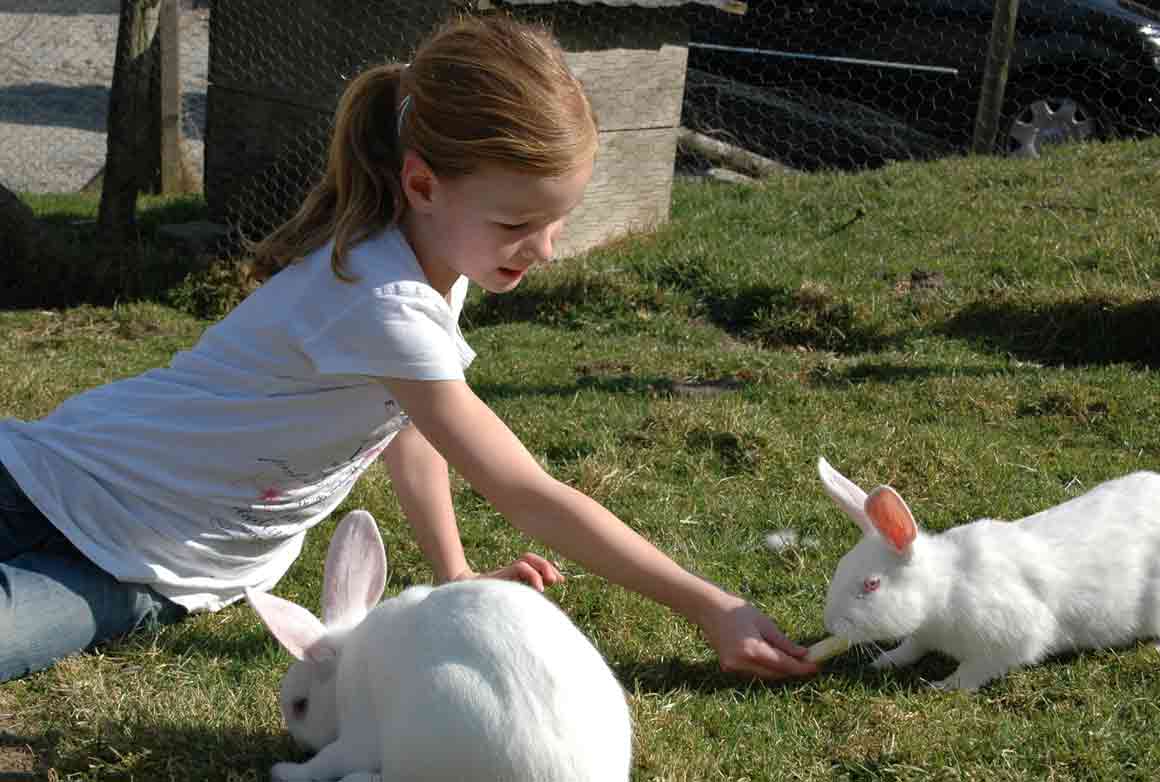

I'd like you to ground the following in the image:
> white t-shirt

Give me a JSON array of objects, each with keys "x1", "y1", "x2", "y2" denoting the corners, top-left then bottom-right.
[{"x1": 0, "y1": 228, "x2": 475, "y2": 612}]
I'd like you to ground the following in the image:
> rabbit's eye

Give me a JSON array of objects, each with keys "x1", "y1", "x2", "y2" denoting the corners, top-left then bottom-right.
[
  {"x1": 861, "y1": 577, "x2": 881, "y2": 594},
  {"x1": 290, "y1": 697, "x2": 308, "y2": 719}
]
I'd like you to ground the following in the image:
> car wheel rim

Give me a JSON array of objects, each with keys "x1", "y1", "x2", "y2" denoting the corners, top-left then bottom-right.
[{"x1": 1007, "y1": 98, "x2": 1098, "y2": 159}]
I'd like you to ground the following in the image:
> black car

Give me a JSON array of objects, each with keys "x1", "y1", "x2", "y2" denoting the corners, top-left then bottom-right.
[{"x1": 685, "y1": 0, "x2": 1160, "y2": 168}]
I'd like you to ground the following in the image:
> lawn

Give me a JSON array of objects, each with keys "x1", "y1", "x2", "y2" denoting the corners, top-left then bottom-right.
[{"x1": 1, "y1": 137, "x2": 1158, "y2": 780}]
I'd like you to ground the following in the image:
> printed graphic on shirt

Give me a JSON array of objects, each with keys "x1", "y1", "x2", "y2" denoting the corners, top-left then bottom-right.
[{"x1": 211, "y1": 401, "x2": 409, "y2": 539}]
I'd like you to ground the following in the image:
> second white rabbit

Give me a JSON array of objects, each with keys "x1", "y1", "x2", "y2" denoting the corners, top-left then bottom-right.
[
  {"x1": 246, "y1": 509, "x2": 632, "y2": 781},
  {"x1": 816, "y1": 457, "x2": 1160, "y2": 691}
]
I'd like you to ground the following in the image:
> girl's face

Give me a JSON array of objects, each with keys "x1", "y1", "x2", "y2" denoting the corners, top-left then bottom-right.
[{"x1": 401, "y1": 154, "x2": 593, "y2": 296}]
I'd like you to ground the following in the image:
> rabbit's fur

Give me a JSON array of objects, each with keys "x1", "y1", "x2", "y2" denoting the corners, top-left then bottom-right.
[
  {"x1": 247, "y1": 510, "x2": 632, "y2": 781},
  {"x1": 817, "y1": 458, "x2": 1160, "y2": 691}
]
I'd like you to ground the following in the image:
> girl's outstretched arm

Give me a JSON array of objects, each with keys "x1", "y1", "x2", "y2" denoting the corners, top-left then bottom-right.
[
  {"x1": 381, "y1": 424, "x2": 468, "y2": 584},
  {"x1": 383, "y1": 377, "x2": 818, "y2": 680},
  {"x1": 382, "y1": 423, "x2": 563, "y2": 590}
]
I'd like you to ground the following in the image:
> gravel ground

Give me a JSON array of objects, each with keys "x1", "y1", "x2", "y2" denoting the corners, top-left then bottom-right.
[{"x1": 0, "y1": 0, "x2": 208, "y2": 193}]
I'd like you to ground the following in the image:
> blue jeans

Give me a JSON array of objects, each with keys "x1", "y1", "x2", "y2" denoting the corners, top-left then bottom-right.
[{"x1": 0, "y1": 460, "x2": 186, "y2": 683}]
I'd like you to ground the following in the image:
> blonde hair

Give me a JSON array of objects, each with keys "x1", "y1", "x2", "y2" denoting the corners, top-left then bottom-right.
[{"x1": 250, "y1": 14, "x2": 599, "y2": 281}]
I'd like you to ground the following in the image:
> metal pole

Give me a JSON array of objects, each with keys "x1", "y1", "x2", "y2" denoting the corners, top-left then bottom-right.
[{"x1": 972, "y1": 0, "x2": 1021, "y2": 154}]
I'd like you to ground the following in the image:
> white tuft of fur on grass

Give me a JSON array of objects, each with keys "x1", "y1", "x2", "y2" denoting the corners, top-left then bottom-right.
[{"x1": 763, "y1": 529, "x2": 820, "y2": 552}]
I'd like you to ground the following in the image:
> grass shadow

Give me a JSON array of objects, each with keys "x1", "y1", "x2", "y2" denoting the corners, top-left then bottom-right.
[
  {"x1": 652, "y1": 267, "x2": 901, "y2": 354},
  {"x1": 41, "y1": 718, "x2": 290, "y2": 780},
  {"x1": 941, "y1": 294, "x2": 1160, "y2": 368},
  {"x1": 473, "y1": 372, "x2": 735, "y2": 402},
  {"x1": 4, "y1": 195, "x2": 215, "y2": 311},
  {"x1": 152, "y1": 621, "x2": 278, "y2": 665},
  {"x1": 814, "y1": 649, "x2": 960, "y2": 694},
  {"x1": 462, "y1": 274, "x2": 644, "y2": 329},
  {"x1": 614, "y1": 657, "x2": 818, "y2": 696}
]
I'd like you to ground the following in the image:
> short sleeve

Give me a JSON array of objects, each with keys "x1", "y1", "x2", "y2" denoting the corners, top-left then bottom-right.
[
  {"x1": 301, "y1": 284, "x2": 473, "y2": 380},
  {"x1": 448, "y1": 275, "x2": 471, "y2": 318}
]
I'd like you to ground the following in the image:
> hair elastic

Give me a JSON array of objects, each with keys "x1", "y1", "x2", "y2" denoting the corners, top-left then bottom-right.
[{"x1": 397, "y1": 94, "x2": 413, "y2": 138}]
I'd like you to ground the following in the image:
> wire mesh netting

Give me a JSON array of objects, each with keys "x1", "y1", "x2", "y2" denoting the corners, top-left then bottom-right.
[
  {"x1": 203, "y1": 0, "x2": 726, "y2": 259},
  {"x1": 0, "y1": 0, "x2": 208, "y2": 194},
  {"x1": 2, "y1": 0, "x2": 1158, "y2": 254},
  {"x1": 682, "y1": 0, "x2": 1160, "y2": 172}
]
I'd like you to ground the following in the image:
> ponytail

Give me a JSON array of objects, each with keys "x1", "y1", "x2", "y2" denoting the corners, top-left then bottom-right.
[{"x1": 249, "y1": 63, "x2": 408, "y2": 281}]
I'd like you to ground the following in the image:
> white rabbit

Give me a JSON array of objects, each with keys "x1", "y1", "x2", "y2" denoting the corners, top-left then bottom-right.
[
  {"x1": 246, "y1": 509, "x2": 632, "y2": 781},
  {"x1": 816, "y1": 457, "x2": 1160, "y2": 691}
]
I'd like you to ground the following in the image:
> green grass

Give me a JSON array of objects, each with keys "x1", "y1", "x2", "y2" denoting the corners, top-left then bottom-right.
[{"x1": 2, "y1": 138, "x2": 1159, "y2": 780}]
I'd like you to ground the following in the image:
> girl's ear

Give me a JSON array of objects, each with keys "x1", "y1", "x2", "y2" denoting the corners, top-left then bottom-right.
[
  {"x1": 817, "y1": 457, "x2": 875, "y2": 536},
  {"x1": 400, "y1": 150, "x2": 437, "y2": 212},
  {"x1": 321, "y1": 510, "x2": 388, "y2": 628},
  {"x1": 864, "y1": 486, "x2": 918, "y2": 556}
]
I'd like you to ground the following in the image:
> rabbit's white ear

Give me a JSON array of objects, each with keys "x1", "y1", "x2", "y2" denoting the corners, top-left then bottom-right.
[
  {"x1": 817, "y1": 457, "x2": 875, "y2": 535},
  {"x1": 246, "y1": 588, "x2": 334, "y2": 662},
  {"x1": 321, "y1": 510, "x2": 388, "y2": 628},
  {"x1": 864, "y1": 485, "x2": 918, "y2": 556}
]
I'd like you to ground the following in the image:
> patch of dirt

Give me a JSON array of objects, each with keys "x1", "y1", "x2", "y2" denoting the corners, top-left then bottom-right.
[
  {"x1": 0, "y1": 740, "x2": 39, "y2": 777},
  {"x1": 0, "y1": 692, "x2": 49, "y2": 779},
  {"x1": 667, "y1": 378, "x2": 744, "y2": 397},
  {"x1": 894, "y1": 268, "x2": 947, "y2": 296}
]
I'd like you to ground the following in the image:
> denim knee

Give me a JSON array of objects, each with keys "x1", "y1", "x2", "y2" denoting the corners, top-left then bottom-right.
[
  {"x1": 0, "y1": 460, "x2": 188, "y2": 682},
  {"x1": 0, "y1": 549, "x2": 187, "y2": 682}
]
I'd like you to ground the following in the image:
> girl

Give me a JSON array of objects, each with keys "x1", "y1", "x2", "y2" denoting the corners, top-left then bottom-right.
[{"x1": 0, "y1": 14, "x2": 817, "y2": 684}]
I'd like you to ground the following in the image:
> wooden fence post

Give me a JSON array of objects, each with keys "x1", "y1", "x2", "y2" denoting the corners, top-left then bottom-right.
[
  {"x1": 972, "y1": 0, "x2": 1022, "y2": 154},
  {"x1": 159, "y1": 0, "x2": 183, "y2": 192}
]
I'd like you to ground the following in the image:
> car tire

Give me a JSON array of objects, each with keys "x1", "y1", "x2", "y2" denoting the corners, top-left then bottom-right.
[{"x1": 1002, "y1": 90, "x2": 1103, "y2": 159}]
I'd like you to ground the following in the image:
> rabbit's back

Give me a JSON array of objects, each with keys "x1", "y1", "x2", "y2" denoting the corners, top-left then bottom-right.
[
  {"x1": 1016, "y1": 471, "x2": 1160, "y2": 581},
  {"x1": 351, "y1": 579, "x2": 631, "y2": 781},
  {"x1": 981, "y1": 471, "x2": 1160, "y2": 652},
  {"x1": 1019, "y1": 471, "x2": 1160, "y2": 539}
]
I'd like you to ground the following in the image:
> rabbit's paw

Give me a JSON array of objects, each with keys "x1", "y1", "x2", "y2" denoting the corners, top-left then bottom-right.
[
  {"x1": 871, "y1": 638, "x2": 925, "y2": 670},
  {"x1": 930, "y1": 661, "x2": 999, "y2": 692}
]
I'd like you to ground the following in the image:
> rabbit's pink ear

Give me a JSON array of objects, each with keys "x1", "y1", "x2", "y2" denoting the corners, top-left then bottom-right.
[
  {"x1": 864, "y1": 486, "x2": 917, "y2": 556},
  {"x1": 817, "y1": 457, "x2": 875, "y2": 535},
  {"x1": 246, "y1": 588, "x2": 329, "y2": 661},
  {"x1": 321, "y1": 510, "x2": 388, "y2": 628}
]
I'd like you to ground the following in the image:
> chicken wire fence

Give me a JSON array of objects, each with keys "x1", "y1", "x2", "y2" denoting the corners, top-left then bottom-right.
[
  {"x1": 203, "y1": 0, "x2": 724, "y2": 258},
  {"x1": 0, "y1": 0, "x2": 209, "y2": 196},
  {"x1": 683, "y1": 0, "x2": 1160, "y2": 172},
  {"x1": 2, "y1": 0, "x2": 1159, "y2": 252}
]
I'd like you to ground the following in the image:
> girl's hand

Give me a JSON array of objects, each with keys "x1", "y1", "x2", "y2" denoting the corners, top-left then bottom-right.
[
  {"x1": 451, "y1": 552, "x2": 565, "y2": 592},
  {"x1": 699, "y1": 593, "x2": 819, "y2": 681}
]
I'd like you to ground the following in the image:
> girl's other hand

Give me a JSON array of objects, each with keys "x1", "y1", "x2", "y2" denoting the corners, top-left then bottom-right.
[
  {"x1": 452, "y1": 552, "x2": 565, "y2": 592},
  {"x1": 699, "y1": 594, "x2": 820, "y2": 681}
]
